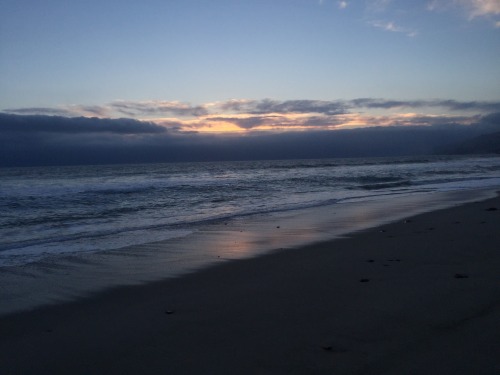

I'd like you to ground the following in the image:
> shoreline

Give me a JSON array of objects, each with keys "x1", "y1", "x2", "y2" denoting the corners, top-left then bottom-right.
[
  {"x1": 1, "y1": 191, "x2": 499, "y2": 374},
  {"x1": 0, "y1": 188, "x2": 496, "y2": 316}
]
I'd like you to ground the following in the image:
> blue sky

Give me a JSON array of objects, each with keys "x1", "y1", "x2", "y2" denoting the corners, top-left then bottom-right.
[{"x1": 1, "y1": 0, "x2": 500, "y2": 133}]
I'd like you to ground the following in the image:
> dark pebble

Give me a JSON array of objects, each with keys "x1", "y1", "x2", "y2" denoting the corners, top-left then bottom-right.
[
  {"x1": 359, "y1": 279, "x2": 370, "y2": 282},
  {"x1": 454, "y1": 273, "x2": 468, "y2": 279},
  {"x1": 165, "y1": 310, "x2": 175, "y2": 315},
  {"x1": 321, "y1": 345, "x2": 347, "y2": 353},
  {"x1": 485, "y1": 207, "x2": 497, "y2": 211}
]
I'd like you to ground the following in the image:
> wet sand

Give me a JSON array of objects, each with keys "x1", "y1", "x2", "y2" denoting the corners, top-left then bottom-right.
[{"x1": 1, "y1": 193, "x2": 499, "y2": 374}]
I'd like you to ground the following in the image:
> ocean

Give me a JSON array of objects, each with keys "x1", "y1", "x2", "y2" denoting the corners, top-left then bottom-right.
[
  {"x1": 2, "y1": 154, "x2": 500, "y2": 267},
  {"x1": 1, "y1": 155, "x2": 500, "y2": 314}
]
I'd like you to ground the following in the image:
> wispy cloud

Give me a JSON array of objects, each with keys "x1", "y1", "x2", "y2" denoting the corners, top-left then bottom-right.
[
  {"x1": 3, "y1": 105, "x2": 111, "y2": 118},
  {"x1": 349, "y1": 98, "x2": 500, "y2": 112},
  {"x1": 427, "y1": 0, "x2": 500, "y2": 26},
  {"x1": 217, "y1": 99, "x2": 348, "y2": 116},
  {"x1": 466, "y1": 0, "x2": 500, "y2": 17},
  {"x1": 370, "y1": 20, "x2": 418, "y2": 36},
  {"x1": 217, "y1": 98, "x2": 500, "y2": 115},
  {"x1": 110, "y1": 100, "x2": 209, "y2": 117},
  {"x1": 364, "y1": 0, "x2": 418, "y2": 36},
  {"x1": 338, "y1": 1, "x2": 348, "y2": 10},
  {"x1": 4, "y1": 107, "x2": 76, "y2": 117}
]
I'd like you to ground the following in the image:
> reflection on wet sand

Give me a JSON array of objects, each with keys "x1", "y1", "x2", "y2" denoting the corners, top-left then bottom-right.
[{"x1": 0, "y1": 189, "x2": 495, "y2": 316}]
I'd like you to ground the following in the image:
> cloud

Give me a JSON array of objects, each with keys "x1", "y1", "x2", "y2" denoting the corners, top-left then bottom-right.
[
  {"x1": 76, "y1": 105, "x2": 110, "y2": 117},
  {"x1": 338, "y1": 1, "x2": 348, "y2": 9},
  {"x1": 8, "y1": 98, "x2": 498, "y2": 126},
  {"x1": 362, "y1": 0, "x2": 419, "y2": 37},
  {"x1": 4, "y1": 107, "x2": 78, "y2": 117},
  {"x1": 2, "y1": 112, "x2": 499, "y2": 167},
  {"x1": 428, "y1": 0, "x2": 500, "y2": 16},
  {"x1": 3, "y1": 101, "x2": 208, "y2": 119},
  {"x1": 435, "y1": 99, "x2": 500, "y2": 112},
  {"x1": 427, "y1": 0, "x2": 500, "y2": 26},
  {"x1": 217, "y1": 99, "x2": 348, "y2": 115},
  {"x1": 252, "y1": 99, "x2": 347, "y2": 115},
  {"x1": 0, "y1": 113, "x2": 166, "y2": 135},
  {"x1": 217, "y1": 98, "x2": 500, "y2": 116},
  {"x1": 4, "y1": 105, "x2": 111, "y2": 118},
  {"x1": 207, "y1": 114, "x2": 349, "y2": 130},
  {"x1": 350, "y1": 98, "x2": 500, "y2": 112},
  {"x1": 204, "y1": 98, "x2": 500, "y2": 131},
  {"x1": 208, "y1": 116, "x2": 274, "y2": 129},
  {"x1": 110, "y1": 100, "x2": 209, "y2": 117},
  {"x1": 370, "y1": 20, "x2": 417, "y2": 36},
  {"x1": 466, "y1": 0, "x2": 500, "y2": 17},
  {"x1": 3, "y1": 98, "x2": 499, "y2": 136}
]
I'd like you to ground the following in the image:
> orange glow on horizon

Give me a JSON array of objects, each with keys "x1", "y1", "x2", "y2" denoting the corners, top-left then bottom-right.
[{"x1": 146, "y1": 112, "x2": 472, "y2": 134}]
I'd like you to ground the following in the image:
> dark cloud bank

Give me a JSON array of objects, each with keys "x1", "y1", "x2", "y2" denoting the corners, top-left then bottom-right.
[{"x1": 1, "y1": 113, "x2": 500, "y2": 167}]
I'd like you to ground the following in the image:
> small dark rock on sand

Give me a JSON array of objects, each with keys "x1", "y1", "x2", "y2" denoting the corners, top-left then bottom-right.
[
  {"x1": 454, "y1": 273, "x2": 469, "y2": 279},
  {"x1": 485, "y1": 207, "x2": 498, "y2": 211},
  {"x1": 359, "y1": 279, "x2": 370, "y2": 282},
  {"x1": 321, "y1": 345, "x2": 347, "y2": 353}
]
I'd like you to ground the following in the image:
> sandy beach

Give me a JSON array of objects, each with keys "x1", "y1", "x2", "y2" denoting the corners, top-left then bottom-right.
[{"x1": 1, "y1": 193, "x2": 499, "y2": 374}]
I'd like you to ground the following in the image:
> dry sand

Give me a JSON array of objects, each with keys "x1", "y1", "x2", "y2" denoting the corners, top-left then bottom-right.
[{"x1": 1, "y1": 194, "x2": 499, "y2": 374}]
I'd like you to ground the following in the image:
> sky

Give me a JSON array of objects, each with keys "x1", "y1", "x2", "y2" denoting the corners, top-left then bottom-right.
[{"x1": 1, "y1": 1, "x2": 500, "y2": 165}]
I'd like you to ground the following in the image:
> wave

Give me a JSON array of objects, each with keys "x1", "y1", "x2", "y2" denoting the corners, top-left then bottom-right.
[
  {"x1": 358, "y1": 180, "x2": 412, "y2": 190},
  {"x1": 2, "y1": 155, "x2": 500, "y2": 268}
]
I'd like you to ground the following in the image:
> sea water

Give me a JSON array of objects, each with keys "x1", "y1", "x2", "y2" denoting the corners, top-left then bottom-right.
[
  {"x1": 2, "y1": 155, "x2": 500, "y2": 314},
  {"x1": 2, "y1": 155, "x2": 500, "y2": 268}
]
